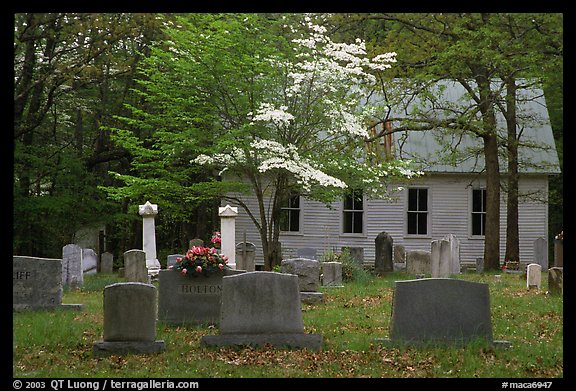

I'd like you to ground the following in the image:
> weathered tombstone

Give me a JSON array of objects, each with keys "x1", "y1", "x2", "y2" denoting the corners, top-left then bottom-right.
[
  {"x1": 166, "y1": 254, "x2": 184, "y2": 269},
  {"x1": 82, "y1": 248, "x2": 98, "y2": 275},
  {"x1": 219, "y1": 205, "x2": 238, "y2": 269},
  {"x1": 526, "y1": 263, "x2": 542, "y2": 290},
  {"x1": 297, "y1": 248, "x2": 317, "y2": 260},
  {"x1": 548, "y1": 267, "x2": 563, "y2": 296},
  {"x1": 13, "y1": 256, "x2": 82, "y2": 311},
  {"x1": 100, "y1": 252, "x2": 114, "y2": 274},
  {"x1": 347, "y1": 247, "x2": 364, "y2": 265},
  {"x1": 93, "y1": 282, "x2": 165, "y2": 355},
  {"x1": 533, "y1": 237, "x2": 548, "y2": 271},
  {"x1": 236, "y1": 242, "x2": 256, "y2": 272},
  {"x1": 281, "y1": 258, "x2": 323, "y2": 303},
  {"x1": 201, "y1": 272, "x2": 322, "y2": 350},
  {"x1": 376, "y1": 278, "x2": 511, "y2": 348},
  {"x1": 138, "y1": 201, "x2": 161, "y2": 276},
  {"x1": 374, "y1": 231, "x2": 393, "y2": 274},
  {"x1": 158, "y1": 268, "x2": 245, "y2": 325},
  {"x1": 322, "y1": 262, "x2": 343, "y2": 287},
  {"x1": 476, "y1": 257, "x2": 485, "y2": 273},
  {"x1": 443, "y1": 234, "x2": 461, "y2": 274},
  {"x1": 431, "y1": 239, "x2": 451, "y2": 278},
  {"x1": 62, "y1": 244, "x2": 83, "y2": 288},
  {"x1": 406, "y1": 250, "x2": 431, "y2": 275},
  {"x1": 394, "y1": 244, "x2": 406, "y2": 263},
  {"x1": 123, "y1": 249, "x2": 149, "y2": 283},
  {"x1": 189, "y1": 238, "x2": 204, "y2": 248}
]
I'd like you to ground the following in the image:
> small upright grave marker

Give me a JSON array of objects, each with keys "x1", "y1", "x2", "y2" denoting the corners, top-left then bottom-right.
[
  {"x1": 201, "y1": 272, "x2": 322, "y2": 350},
  {"x1": 123, "y1": 249, "x2": 149, "y2": 283},
  {"x1": 526, "y1": 263, "x2": 542, "y2": 290},
  {"x1": 62, "y1": 244, "x2": 83, "y2": 288},
  {"x1": 374, "y1": 231, "x2": 393, "y2": 274},
  {"x1": 93, "y1": 282, "x2": 165, "y2": 356},
  {"x1": 548, "y1": 267, "x2": 563, "y2": 296}
]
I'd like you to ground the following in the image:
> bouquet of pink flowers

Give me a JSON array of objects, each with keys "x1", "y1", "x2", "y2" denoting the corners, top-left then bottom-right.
[{"x1": 171, "y1": 246, "x2": 229, "y2": 277}]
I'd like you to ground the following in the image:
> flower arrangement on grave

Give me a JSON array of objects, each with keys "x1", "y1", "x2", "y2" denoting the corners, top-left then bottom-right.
[
  {"x1": 170, "y1": 246, "x2": 229, "y2": 277},
  {"x1": 211, "y1": 231, "x2": 222, "y2": 249}
]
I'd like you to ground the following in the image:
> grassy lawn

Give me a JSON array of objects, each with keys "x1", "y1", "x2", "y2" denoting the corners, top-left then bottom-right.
[{"x1": 13, "y1": 271, "x2": 563, "y2": 378}]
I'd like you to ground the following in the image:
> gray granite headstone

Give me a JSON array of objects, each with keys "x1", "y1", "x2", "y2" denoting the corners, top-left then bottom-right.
[
  {"x1": 342, "y1": 247, "x2": 364, "y2": 265},
  {"x1": 374, "y1": 231, "x2": 393, "y2": 274},
  {"x1": 322, "y1": 262, "x2": 343, "y2": 287},
  {"x1": 13, "y1": 256, "x2": 82, "y2": 311},
  {"x1": 158, "y1": 268, "x2": 245, "y2": 325},
  {"x1": 377, "y1": 278, "x2": 510, "y2": 348},
  {"x1": 394, "y1": 244, "x2": 406, "y2": 263},
  {"x1": 101, "y1": 252, "x2": 114, "y2": 274},
  {"x1": 201, "y1": 271, "x2": 322, "y2": 350},
  {"x1": 82, "y1": 248, "x2": 98, "y2": 275},
  {"x1": 123, "y1": 249, "x2": 149, "y2": 283},
  {"x1": 533, "y1": 237, "x2": 548, "y2": 271},
  {"x1": 166, "y1": 254, "x2": 184, "y2": 269},
  {"x1": 62, "y1": 244, "x2": 83, "y2": 288},
  {"x1": 236, "y1": 242, "x2": 256, "y2": 271},
  {"x1": 281, "y1": 258, "x2": 323, "y2": 303},
  {"x1": 93, "y1": 282, "x2": 165, "y2": 355},
  {"x1": 406, "y1": 250, "x2": 431, "y2": 275},
  {"x1": 548, "y1": 267, "x2": 563, "y2": 296}
]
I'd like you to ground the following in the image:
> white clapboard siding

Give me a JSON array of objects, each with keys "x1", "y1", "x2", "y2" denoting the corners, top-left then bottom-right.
[{"x1": 227, "y1": 173, "x2": 550, "y2": 268}]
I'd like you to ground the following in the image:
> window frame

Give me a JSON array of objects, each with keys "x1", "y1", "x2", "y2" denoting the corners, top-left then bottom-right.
[
  {"x1": 405, "y1": 187, "x2": 430, "y2": 237},
  {"x1": 470, "y1": 187, "x2": 487, "y2": 237},
  {"x1": 279, "y1": 194, "x2": 302, "y2": 234},
  {"x1": 341, "y1": 188, "x2": 365, "y2": 236}
]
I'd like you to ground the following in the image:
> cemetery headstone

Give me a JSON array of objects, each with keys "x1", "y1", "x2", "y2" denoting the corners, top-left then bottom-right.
[
  {"x1": 123, "y1": 249, "x2": 149, "y2": 283},
  {"x1": 376, "y1": 278, "x2": 511, "y2": 348},
  {"x1": 201, "y1": 271, "x2": 322, "y2": 350},
  {"x1": 321, "y1": 262, "x2": 343, "y2": 287},
  {"x1": 167, "y1": 254, "x2": 184, "y2": 269},
  {"x1": 100, "y1": 252, "x2": 114, "y2": 274},
  {"x1": 533, "y1": 237, "x2": 548, "y2": 271},
  {"x1": 374, "y1": 231, "x2": 393, "y2": 274},
  {"x1": 82, "y1": 248, "x2": 98, "y2": 275},
  {"x1": 343, "y1": 247, "x2": 364, "y2": 265},
  {"x1": 62, "y1": 243, "x2": 83, "y2": 288},
  {"x1": 548, "y1": 267, "x2": 563, "y2": 296},
  {"x1": 442, "y1": 233, "x2": 461, "y2": 274},
  {"x1": 236, "y1": 242, "x2": 256, "y2": 272},
  {"x1": 158, "y1": 268, "x2": 245, "y2": 325},
  {"x1": 431, "y1": 239, "x2": 451, "y2": 278},
  {"x1": 406, "y1": 250, "x2": 431, "y2": 275},
  {"x1": 189, "y1": 238, "x2": 204, "y2": 248},
  {"x1": 281, "y1": 258, "x2": 323, "y2": 303},
  {"x1": 476, "y1": 257, "x2": 484, "y2": 273},
  {"x1": 393, "y1": 244, "x2": 406, "y2": 271},
  {"x1": 93, "y1": 282, "x2": 165, "y2": 355},
  {"x1": 138, "y1": 201, "x2": 161, "y2": 276},
  {"x1": 526, "y1": 263, "x2": 542, "y2": 290},
  {"x1": 13, "y1": 256, "x2": 82, "y2": 311}
]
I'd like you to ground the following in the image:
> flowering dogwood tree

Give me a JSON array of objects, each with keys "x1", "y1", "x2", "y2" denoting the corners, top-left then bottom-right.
[{"x1": 190, "y1": 14, "x2": 421, "y2": 268}]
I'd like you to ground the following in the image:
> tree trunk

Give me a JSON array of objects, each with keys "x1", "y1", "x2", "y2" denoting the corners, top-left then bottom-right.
[
  {"x1": 504, "y1": 78, "x2": 520, "y2": 263},
  {"x1": 483, "y1": 132, "x2": 501, "y2": 270}
]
